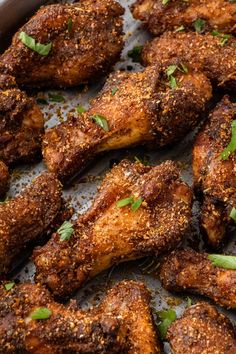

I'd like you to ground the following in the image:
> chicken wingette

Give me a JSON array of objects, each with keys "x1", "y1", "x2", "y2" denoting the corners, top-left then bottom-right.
[
  {"x1": 43, "y1": 65, "x2": 212, "y2": 182},
  {"x1": 0, "y1": 280, "x2": 160, "y2": 353},
  {"x1": 167, "y1": 302, "x2": 236, "y2": 354},
  {"x1": 34, "y1": 159, "x2": 192, "y2": 297},
  {"x1": 132, "y1": 0, "x2": 236, "y2": 36},
  {"x1": 193, "y1": 96, "x2": 236, "y2": 247},
  {"x1": 160, "y1": 249, "x2": 236, "y2": 309},
  {"x1": 0, "y1": 0, "x2": 124, "y2": 88},
  {"x1": 0, "y1": 161, "x2": 9, "y2": 198},
  {"x1": 142, "y1": 31, "x2": 236, "y2": 91}
]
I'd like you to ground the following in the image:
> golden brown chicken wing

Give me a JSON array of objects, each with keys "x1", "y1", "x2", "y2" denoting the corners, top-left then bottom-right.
[
  {"x1": 160, "y1": 249, "x2": 236, "y2": 309},
  {"x1": 0, "y1": 280, "x2": 160, "y2": 353},
  {"x1": 43, "y1": 65, "x2": 212, "y2": 182},
  {"x1": 132, "y1": 0, "x2": 236, "y2": 36},
  {"x1": 0, "y1": 161, "x2": 9, "y2": 198},
  {"x1": 167, "y1": 302, "x2": 236, "y2": 354},
  {"x1": 0, "y1": 74, "x2": 44, "y2": 165},
  {"x1": 33, "y1": 159, "x2": 192, "y2": 297},
  {"x1": 142, "y1": 32, "x2": 236, "y2": 91},
  {"x1": 193, "y1": 96, "x2": 236, "y2": 247},
  {"x1": 0, "y1": 172, "x2": 70, "y2": 275},
  {"x1": 0, "y1": 0, "x2": 124, "y2": 88}
]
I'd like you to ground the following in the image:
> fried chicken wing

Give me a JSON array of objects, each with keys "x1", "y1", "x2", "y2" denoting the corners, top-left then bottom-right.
[
  {"x1": 0, "y1": 161, "x2": 9, "y2": 198},
  {"x1": 0, "y1": 74, "x2": 44, "y2": 165},
  {"x1": 43, "y1": 65, "x2": 212, "y2": 182},
  {"x1": 0, "y1": 0, "x2": 124, "y2": 88},
  {"x1": 167, "y1": 302, "x2": 236, "y2": 354},
  {"x1": 132, "y1": 0, "x2": 236, "y2": 36},
  {"x1": 142, "y1": 32, "x2": 236, "y2": 91},
  {"x1": 193, "y1": 96, "x2": 236, "y2": 247},
  {"x1": 0, "y1": 280, "x2": 160, "y2": 353},
  {"x1": 160, "y1": 249, "x2": 236, "y2": 309},
  {"x1": 0, "y1": 172, "x2": 70, "y2": 274},
  {"x1": 33, "y1": 160, "x2": 192, "y2": 297}
]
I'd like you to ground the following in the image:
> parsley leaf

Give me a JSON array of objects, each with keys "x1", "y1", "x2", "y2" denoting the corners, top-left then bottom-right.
[
  {"x1": 193, "y1": 18, "x2": 206, "y2": 33},
  {"x1": 220, "y1": 120, "x2": 236, "y2": 160},
  {"x1": 19, "y1": 32, "x2": 52, "y2": 56},
  {"x1": 77, "y1": 105, "x2": 86, "y2": 114},
  {"x1": 128, "y1": 45, "x2": 143, "y2": 63},
  {"x1": 31, "y1": 307, "x2": 52, "y2": 320},
  {"x1": 157, "y1": 309, "x2": 177, "y2": 339},
  {"x1": 117, "y1": 196, "x2": 142, "y2": 212},
  {"x1": 186, "y1": 297, "x2": 192, "y2": 307},
  {"x1": 208, "y1": 254, "x2": 236, "y2": 270},
  {"x1": 162, "y1": 0, "x2": 170, "y2": 4},
  {"x1": 48, "y1": 93, "x2": 65, "y2": 103},
  {"x1": 4, "y1": 282, "x2": 15, "y2": 291},
  {"x1": 91, "y1": 114, "x2": 109, "y2": 132},
  {"x1": 111, "y1": 87, "x2": 118, "y2": 96},
  {"x1": 58, "y1": 221, "x2": 74, "y2": 241},
  {"x1": 131, "y1": 197, "x2": 142, "y2": 212},
  {"x1": 230, "y1": 207, "x2": 236, "y2": 221},
  {"x1": 166, "y1": 64, "x2": 188, "y2": 89},
  {"x1": 212, "y1": 31, "x2": 232, "y2": 46},
  {"x1": 68, "y1": 18, "x2": 73, "y2": 34},
  {"x1": 174, "y1": 25, "x2": 185, "y2": 33}
]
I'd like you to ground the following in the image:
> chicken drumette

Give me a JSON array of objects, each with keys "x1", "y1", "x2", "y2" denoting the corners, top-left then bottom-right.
[
  {"x1": 0, "y1": 0, "x2": 124, "y2": 88},
  {"x1": 142, "y1": 32, "x2": 236, "y2": 91},
  {"x1": 167, "y1": 302, "x2": 236, "y2": 353},
  {"x1": 0, "y1": 280, "x2": 160, "y2": 353},
  {"x1": 0, "y1": 161, "x2": 9, "y2": 198},
  {"x1": 43, "y1": 65, "x2": 212, "y2": 182},
  {"x1": 193, "y1": 96, "x2": 236, "y2": 247},
  {"x1": 132, "y1": 0, "x2": 236, "y2": 36},
  {"x1": 34, "y1": 159, "x2": 192, "y2": 297}
]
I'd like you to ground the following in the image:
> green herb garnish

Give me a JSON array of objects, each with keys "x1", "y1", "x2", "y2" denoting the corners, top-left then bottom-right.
[
  {"x1": 174, "y1": 25, "x2": 185, "y2": 33},
  {"x1": 157, "y1": 309, "x2": 177, "y2": 339},
  {"x1": 220, "y1": 120, "x2": 236, "y2": 160},
  {"x1": 4, "y1": 282, "x2": 15, "y2": 291},
  {"x1": 48, "y1": 93, "x2": 65, "y2": 103},
  {"x1": 111, "y1": 87, "x2": 118, "y2": 96},
  {"x1": 187, "y1": 297, "x2": 192, "y2": 307},
  {"x1": 131, "y1": 197, "x2": 142, "y2": 212},
  {"x1": 31, "y1": 308, "x2": 52, "y2": 320},
  {"x1": 208, "y1": 254, "x2": 236, "y2": 270},
  {"x1": 68, "y1": 18, "x2": 73, "y2": 34},
  {"x1": 134, "y1": 155, "x2": 150, "y2": 165},
  {"x1": 19, "y1": 31, "x2": 52, "y2": 56},
  {"x1": 166, "y1": 63, "x2": 188, "y2": 89},
  {"x1": 212, "y1": 31, "x2": 232, "y2": 46},
  {"x1": 58, "y1": 221, "x2": 74, "y2": 241},
  {"x1": 77, "y1": 105, "x2": 86, "y2": 114},
  {"x1": 36, "y1": 98, "x2": 48, "y2": 105},
  {"x1": 91, "y1": 114, "x2": 109, "y2": 132},
  {"x1": 128, "y1": 45, "x2": 143, "y2": 63},
  {"x1": 230, "y1": 207, "x2": 236, "y2": 221},
  {"x1": 117, "y1": 196, "x2": 142, "y2": 212},
  {"x1": 162, "y1": 0, "x2": 170, "y2": 4},
  {"x1": 193, "y1": 18, "x2": 206, "y2": 33}
]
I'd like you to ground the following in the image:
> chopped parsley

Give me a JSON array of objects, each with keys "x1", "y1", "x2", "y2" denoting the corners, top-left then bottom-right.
[
  {"x1": 174, "y1": 25, "x2": 185, "y2": 33},
  {"x1": 208, "y1": 254, "x2": 236, "y2": 270},
  {"x1": 111, "y1": 87, "x2": 119, "y2": 96},
  {"x1": 90, "y1": 114, "x2": 109, "y2": 132},
  {"x1": 77, "y1": 105, "x2": 86, "y2": 114},
  {"x1": 128, "y1": 45, "x2": 143, "y2": 63},
  {"x1": 220, "y1": 120, "x2": 236, "y2": 160},
  {"x1": 230, "y1": 207, "x2": 236, "y2": 221},
  {"x1": 58, "y1": 221, "x2": 74, "y2": 241},
  {"x1": 117, "y1": 196, "x2": 142, "y2": 212},
  {"x1": 212, "y1": 30, "x2": 232, "y2": 46},
  {"x1": 4, "y1": 282, "x2": 15, "y2": 291},
  {"x1": 166, "y1": 63, "x2": 188, "y2": 89},
  {"x1": 156, "y1": 309, "x2": 177, "y2": 339},
  {"x1": 162, "y1": 0, "x2": 170, "y2": 4},
  {"x1": 31, "y1": 308, "x2": 52, "y2": 320},
  {"x1": 68, "y1": 18, "x2": 73, "y2": 34},
  {"x1": 19, "y1": 31, "x2": 52, "y2": 56},
  {"x1": 48, "y1": 93, "x2": 65, "y2": 103},
  {"x1": 193, "y1": 18, "x2": 206, "y2": 33},
  {"x1": 186, "y1": 297, "x2": 192, "y2": 307}
]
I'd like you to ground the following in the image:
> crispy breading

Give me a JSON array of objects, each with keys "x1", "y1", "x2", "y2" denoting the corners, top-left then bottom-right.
[
  {"x1": 0, "y1": 172, "x2": 69, "y2": 274},
  {"x1": 33, "y1": 160, "x2": 192, "y2": 297},
  {"x1": 0, "y1": 161, "x2": 9, "y2": 198},
  {"x1": 160, "y1": 249, "x2": 236, "y2": 309},
  {"x1": 0, "y1": 280, "x2": 160, "y2": 353},
  {"x1": 0, "y1": 0, "x2": 124, "y2": 88},
  {"x1": 132, "y1": 0, "x2": 236, "y2": 36},
  {"x1": 142, "y1": 32, "x2": 236, "y2": 91},
  {"x1": 43, "y1": 65, "x2": 212, "y2": 182},
  {"x1": 193, "y1": 96, "x2": 236, "y2": 247},
  {"x1": 167, "y1": 302, "x2": 236, "y2": 354}
]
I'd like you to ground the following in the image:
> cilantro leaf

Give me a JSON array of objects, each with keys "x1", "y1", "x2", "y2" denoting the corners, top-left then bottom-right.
[
  {"x1": 48, "y1": 93, "x2": 65, "y2": 103},
  {"x1": 111, "y1": 87, "x2": 119, "y2": 96},
  {"x1": 19, "y1": 32, "x2": 52, "y2": 56},
  {"x1": 77, "y1": 105, "x2": 86, "y2": 114},
  {"x1": 220, "y1": 120, "x2": 236, "y2": 160},
  {"x1": 193, "y1": 18, "x2": 206, "y2": 33},
  {"x1": 58, "y1": 221, "x2": 74, "y2": 241},
  {"x1": 157, "y1": 309, "x2": 177, "y2": 339},
  {"x1": 90, "y1": 114, "x2": 109, "y2": 132},
  {"x1": 208, "y1": 254, "x2": 236, "y2": 270},
  {"x1": 31, "y1": 307, "x2": 52, "y2": 320},
  {"x1": 131, "y1": 197, "x2": 142, "y2": 212},
  {"x1": 128, "y1": 45, "x2": 143, "y2": 63},
  {"x1": 117, "y1": 197, "x2": 133, "y2": 208},
  {"x1": 4, "y1": 282, "x2": 15, "y2": 291},
  {"x1": 230, "y1": 207, "x2": 236, "y2": 221}
]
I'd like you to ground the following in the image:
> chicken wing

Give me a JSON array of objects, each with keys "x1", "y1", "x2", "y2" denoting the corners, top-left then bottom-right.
[
  {"x1": 0, "y1": 280, "x2": 160, "y2": 353},
  {"x1": 0, "y1": 172, "x2": 71, "y2": 274},
  {"x1": 0, "y1": 161, "x2": 9, "y2": 198},
  {"x1": 167, "y1": 302, "x2": 236, "y2": 354},
  {"x1": 0, "y1": 0, "x2": 124, "y2": 88},
  {"x1": 142, "y1": 32, "x2": 236, "y2": 91},
  {"x1": 160, "y1": 249, "x2": 236, "y2": 309},
  {"x1": 0, "y1": 74, "x2": 44, "y2": 165},
  {"x1": 132, "y1": 0, "x2": 236, "y2": 36},
  {"x1": 33, "y1": 159, "x2": 192, "y2": 297},
  {"x1": 193, "y1": 96, "x2": 236, "y2": 247},
  {"x1": 43, "y1": 65, "x2": 212, "y2": 182}
]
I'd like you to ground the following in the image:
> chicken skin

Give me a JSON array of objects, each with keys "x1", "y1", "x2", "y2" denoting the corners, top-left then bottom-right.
[
  {"x1": 167, "y1": 302, "x2": 236, "y2": 354},
  {"x1": 132, "y1": 0, "x2": 236, "y2": 36},
  {"x1": 193, "y1": 96, "x2": 236, "y2": 247},
  {"x1": 0, "y1": 172, "x2": 70, "y2": 275},
  {"x1": 0, "y1": 0, "x2": 124, "y2": 88},
  {"x1": 0, "y1": 161, "x2": 9, "y2": 198},
  {"x1": 160, "y1": 249, "x2": 236, "y2": 309},
  {"x1": 142, "y1": 32, "x2": 236, "y2": 91},
  {"x1": 43, "y1": 65, "x2": 212, "y2": 182},
  {"x1": 0, "y1": 280, "x2": 160, "y2": 353},
  {"x1": 0, "y1": 74, "x2": 44, "y2": 165},
  {"x1": 34, "y1": 160, "x2": 192, "y2": 297}
]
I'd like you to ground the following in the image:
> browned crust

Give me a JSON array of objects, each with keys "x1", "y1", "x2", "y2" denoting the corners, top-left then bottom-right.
[{"x1": 0, "y1": 161, "x2": 9, "y2": 198}]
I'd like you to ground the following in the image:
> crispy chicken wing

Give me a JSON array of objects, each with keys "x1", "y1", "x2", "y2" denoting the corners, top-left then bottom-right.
[
  {"x1": 167, "y1": 302, "x2": 236, "y2": 354},
  {"x1": 193, "y1": 96, "x2": 236, "y2": 247},
  {"x1": 0, "y1": 161, "x2": 9, "y2": 198},
  {"x1": 0, "y1": 74, "x2": 44, "y2": 165},
  {"x1": 43, "y1": 65, "x2": 212, "y2": 182},
  {"x1": 132, "y1": 0, "x2": 236, "y2": 36},
  {"x1": 142, "y1": 32, "x2": 236, "y2": 91},
  {"x1": 0, "y1": 172, "x2": 70, "y2": 274},
  {"x1": 160, "y1": 249, "x2": 236, "y2": 309},
  {"x1": 33, "y1": 160, "x2": 192, "y2": 297},
  {"x1": 0, "y1": 280, "x2": 160, "y2": 353},
  {"x1": 0, "y1": 0, "x2": 124, "y2": 88}
]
